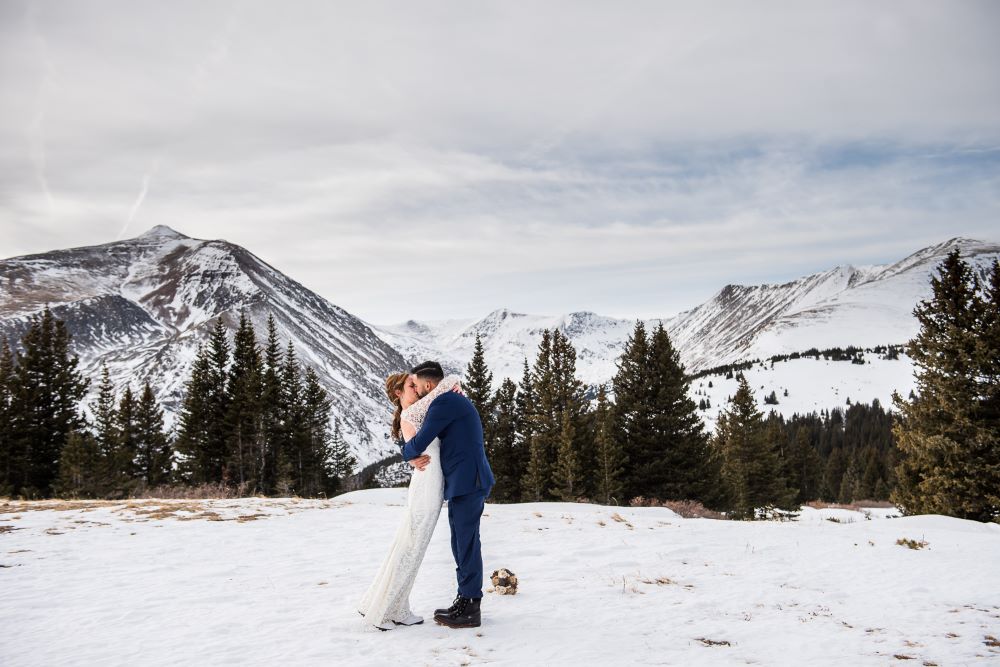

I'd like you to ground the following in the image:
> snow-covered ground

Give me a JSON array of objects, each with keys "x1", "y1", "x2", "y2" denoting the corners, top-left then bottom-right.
[{"x1": 3, "y1": 489, "x2": 999, "y2": 666}]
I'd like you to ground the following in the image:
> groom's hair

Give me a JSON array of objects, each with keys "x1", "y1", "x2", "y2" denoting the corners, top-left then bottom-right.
[{"x1": 410, "y1": 361, "x2": 445, "y2": 382}]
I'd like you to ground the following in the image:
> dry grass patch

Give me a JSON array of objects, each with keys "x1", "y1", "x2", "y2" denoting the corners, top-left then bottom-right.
[
  {"x1": 985, "y1": 635, "x2": 1000, "y2": 647},
  {"x1": 896, "y1": 538, "x2": 929, "y2": 550},
  {"x1": 610, "y1": 513, "x2": 634, "y2": 529},
  {"x1": 696, "y1": 637, "x2": 731, "y2": 647},
  {"x1": 1, "y1": 499, "x2": 123, "y2": 514},
  {"x1": 638, "y1": 576, "x2": 675, "y2": 586}
]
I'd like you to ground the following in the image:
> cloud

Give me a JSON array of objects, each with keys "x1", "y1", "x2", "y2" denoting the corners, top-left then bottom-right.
[{"x1": 0, "y1": 0, "x2": 998, "y2": 321}]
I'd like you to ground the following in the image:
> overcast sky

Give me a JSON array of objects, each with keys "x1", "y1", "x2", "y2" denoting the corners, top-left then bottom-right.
[{"x1": 1, "y1": 1, "x2": 999, "y2": 323}]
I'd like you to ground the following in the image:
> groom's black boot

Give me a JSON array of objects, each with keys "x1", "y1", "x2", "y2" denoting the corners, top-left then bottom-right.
[
  {"x1": 434, "y1": 594, "x2": 462, "y2": 618},
  {"x1": 434, "y1": 596, "x2": 481, "y2": 628}
]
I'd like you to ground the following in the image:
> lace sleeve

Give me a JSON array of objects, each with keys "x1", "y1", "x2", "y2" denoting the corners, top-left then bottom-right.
[{"x1": 401, "y1": 374, "x2": 462, "y2": 431}]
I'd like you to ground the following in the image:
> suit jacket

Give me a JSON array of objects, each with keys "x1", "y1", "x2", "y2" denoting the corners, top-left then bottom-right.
[{"x1": 401, "y1": 391, "x2": 495, "y2": 500}]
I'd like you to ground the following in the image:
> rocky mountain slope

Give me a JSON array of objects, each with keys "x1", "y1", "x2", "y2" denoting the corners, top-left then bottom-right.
[{"x1": 0, "y1": 226, "x2": 407, "y2": 465}]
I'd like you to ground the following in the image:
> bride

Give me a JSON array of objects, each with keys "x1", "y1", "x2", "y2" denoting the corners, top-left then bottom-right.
[{"x1": 357, "y1": 371, "x2": 462, "y2": 631}]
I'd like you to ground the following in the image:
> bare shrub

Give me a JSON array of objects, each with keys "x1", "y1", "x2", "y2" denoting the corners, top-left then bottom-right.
[
  {"x1": 627, "y1": 496, "x2": 726, "y2": 520},
  {"x1": 806, "y1": 500, "x2": 895, "y2": 511},
  {"x1": 129, "y1": 482, "x2": 269, "y2": 500}
]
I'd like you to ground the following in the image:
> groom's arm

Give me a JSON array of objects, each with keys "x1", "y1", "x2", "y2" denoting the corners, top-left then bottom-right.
[{"x1": 401, "y1": 396, "x2": 458, "y2": 461}]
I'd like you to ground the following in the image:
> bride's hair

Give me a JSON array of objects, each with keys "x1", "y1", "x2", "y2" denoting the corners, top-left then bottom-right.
[{"x1": 385, "y1": 372, "x2": 410, "y2": 441}]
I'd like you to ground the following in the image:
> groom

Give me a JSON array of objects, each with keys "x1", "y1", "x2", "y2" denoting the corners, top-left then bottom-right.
[{"x1": 402, "y1": 361, "x2": 495, "y2": 629}]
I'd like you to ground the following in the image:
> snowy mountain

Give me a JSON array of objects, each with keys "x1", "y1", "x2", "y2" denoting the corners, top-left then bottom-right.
[
  {"x1": 2, "y1": 231, "x2": 997, "y2": 469},
  {"x1": 0, "y1": 225, "x2": 407, "y2": 466},
  {"x1": 374, "y1": 237, "x2": 1000, "y2": 384}
]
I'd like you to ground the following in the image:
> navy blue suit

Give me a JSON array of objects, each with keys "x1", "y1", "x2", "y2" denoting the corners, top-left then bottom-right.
[{"x1": 402, "y1": 390, "x2": 494, "y2": 598}]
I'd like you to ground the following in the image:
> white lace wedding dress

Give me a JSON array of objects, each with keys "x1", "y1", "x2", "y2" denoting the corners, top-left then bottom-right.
[{"x1": 357, "y1": 375, "x2": 459, "y2": 630}]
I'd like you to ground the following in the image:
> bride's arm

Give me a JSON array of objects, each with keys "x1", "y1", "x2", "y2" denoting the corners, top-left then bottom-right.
[
  {"x1": 406, "y1": 373, "x2": 463, "y2": 414},
  {"x1": 401, "y1": 419, "x2": 417, "y2": 442}
]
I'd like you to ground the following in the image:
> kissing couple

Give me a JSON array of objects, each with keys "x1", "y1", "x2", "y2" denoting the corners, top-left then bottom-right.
[{"x1": 358, "y1": 361, "x2": 495, "y2": 631}]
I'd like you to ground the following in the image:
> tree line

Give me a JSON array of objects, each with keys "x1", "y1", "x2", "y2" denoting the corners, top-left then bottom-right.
[
  {"x1": 463, "y1": 250, "x2": 999, "y2": 521},
  {"x1": 0, "y1": 309, "x2": 355, "y2": 499}
]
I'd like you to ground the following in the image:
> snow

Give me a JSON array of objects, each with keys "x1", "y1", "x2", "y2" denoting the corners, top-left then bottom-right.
[
  {"x1": 691, "y1": 354, "x2": 917, "y2": 428},
  {"x1": 3, "y1": 490, "x2": 999, "y2": 666}
]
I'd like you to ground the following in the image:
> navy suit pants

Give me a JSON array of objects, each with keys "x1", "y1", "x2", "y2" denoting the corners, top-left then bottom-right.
[{"x1": 447, "y1": 488, "x2": 489, "y2": 599}]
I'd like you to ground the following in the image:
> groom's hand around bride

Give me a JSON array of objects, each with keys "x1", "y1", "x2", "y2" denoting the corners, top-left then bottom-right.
[{"x1": 408, "y1": 454, "x2": 431, "y2": 471}]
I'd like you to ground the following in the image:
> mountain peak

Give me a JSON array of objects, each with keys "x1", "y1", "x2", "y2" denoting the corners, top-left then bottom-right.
[{"x1": 137, "y1": 225, "x2": 188, "y2": 240}]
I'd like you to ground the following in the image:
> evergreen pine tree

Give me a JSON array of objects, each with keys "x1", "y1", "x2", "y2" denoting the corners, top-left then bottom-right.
[
  {"x1": 549, "y1": 409, "x2": 581, "y2": 501},
  {"x1": 328, "y1": 418, "x2": 356, "y2": 492},
  {"x1": 822, "y1": 447, "x2": 847, "y2": 502},
  {"x1": 7, "y1": 308, "x2": 89, "y2": 497},
  {"x1": 277, "y1": 341, "x2": 306, "y2": 495},
  {"x1": 712, "y1": 374, "x2": 793, "y2": 519},
  {"x1": 301, "y1": 366, "x2": 334, "y2": 496},
  {"x1": 54, "y1": 430, "x2": 102, "y2": 498},
  {"x1": 523, "y1": 330, "x2": 555, "y2": 501},
  {"x1": 107, "y1": 386, "x2": 139, "y2": 498},
  {"x1": 207, "y1": 317, "x2": 231, "y2": 485},
  {"x1": 488, "y1": 378, "x2": 521, "y2": 502},
  {"x1": 0, "y1": 338, "x2": 14, "y2": 496},
  {"x1": 134, "y1": 382, "x2": 171, "y2": 488},
  {"x1": 611, "y1": 321, "x2": 652, "y2": 499},
  {"x1": 259, "y1": 314, "x2": 284, "y2": 494},
  {"x1": 892, "y1": 250, "x2": 1000, "y2": 520},
  {"x1": 785, "y1": 427, "x2": 823, "y2": 503},
  {"x1": 593, "y1": 385, "x2": 625, "y2": 505},
  {"x1": 225, "y1": 310, "x2": 263, "y2": 491},
  {"x1": 643, "y1": 324, "x2": 714, "y2": 501},
  {"x1": 175, "y1": 344, "x2": 215, "y2": 484},
  {"x1": 513, "y1": 359, "x2": 535, "y2": 501},
  {"x1": 465, "y1": 333, "x2": 494, "y2": 423}
]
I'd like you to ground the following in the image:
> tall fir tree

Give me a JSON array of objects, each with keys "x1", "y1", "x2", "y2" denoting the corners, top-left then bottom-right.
[
  {"x1": 54, "y1": 430, "x2": 102, "y2": 498},
  {"x1": 549, "y1": 409, "x2": 581, "y2": 501},
  {"x1": 645, "y1": 324, "x2": 713, "y2": 500},
  {"x1": 277, "y1": 340, "x2": 307, "y2": 495},
  {"x1": 206, "y1": 317, "x2": 232, "y2": 485},
  {"x1": 892, "y1": 250, "x2": 1000, "y2": 521},
  {"x1": 0, "y1": 338, "x2": 14, "y2": 495},
  {"x1": 522, "y1": 330, "x2": 555, "y2": 501},
  {"x1": 513, "y1": 358, "x2": 535, "y2": 499},
  {"x1": 134, "y1": 382, "x2": 172, "y2": 488},
  {"x1": 612, "y1": 321, "x2": 652, "y2": 499},
  {"x1": 523, "y1": 329, "x2": 589, "y2": 501},
  {"x1": 225, "y1": 310, "x2": 264, "y2": 491},
  {"x1": 593, "y1": 385, "x2": 626, "y2": 505},
  {"x1": 259, "y1": 314, "x2": 284, "y2": 494},
  {"x1": 301, "y1": 366, "x2": 334, "y2": 496},
  {"x1": 107, "y1": 386, "x2": 139, "y2": 498},
  {"x1": 328, "y1": 418, "x2": 357, "y2": 492},
  {"x1": 7, "y1": 307, "x2": 89, "y2": 497},
  {"x1": 174, "y1": 344, "x2": 216, "y2": 484},
  {"x1": 488, "y1": 378, "x2": 521, "y2": 502},
  {"x1": 712, "y1": 374, "x2": 795, "y2": 519},
  {"x1": 465, "y1": 333, "x2": 495, "y2": 425},
  {"x1": 785, "y1": 427, "x2": 823, "y2": 503}
]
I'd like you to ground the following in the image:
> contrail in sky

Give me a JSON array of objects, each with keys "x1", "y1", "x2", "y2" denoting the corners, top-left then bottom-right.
[
  {"x1": 116, "y1": 9, "x2": 233, "y2": 241},
  {"x1": 26, "y1": 3, "x2": 55, "y2": 212},
  {"x1": 118, "y1": 157, "x2": 161, "y2": 240}
]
